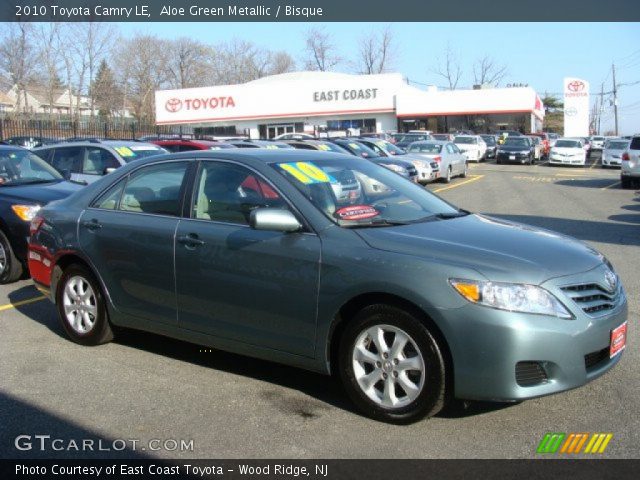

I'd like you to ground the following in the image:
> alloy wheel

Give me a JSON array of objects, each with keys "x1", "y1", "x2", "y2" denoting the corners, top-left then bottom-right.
[
  {"x1": 62, "y1": 275, "x2": 98, "y2": 334},
  {"x1": 352, "y1": 324, "x2": 426, "y2": 409},
  {"x1": 0, "y1": 242, "x2": 6, "y2": 275}
]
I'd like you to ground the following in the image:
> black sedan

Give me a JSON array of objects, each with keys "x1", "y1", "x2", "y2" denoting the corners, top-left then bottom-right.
[
  {"x1": 0, "y1": 145, "x2": 82, "y2": 283},
  {"x1": 496, "y1": 137, "x2": 535, "y2": 165}
]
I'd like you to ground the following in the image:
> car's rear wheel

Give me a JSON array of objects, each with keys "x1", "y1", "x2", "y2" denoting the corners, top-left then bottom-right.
[
  {"x1": 338, "y1": 305, "x2": 446, "y2": 424},
  {"x1": 56, "y1": 264, "x2": 113, "y2": 345},
  {"x1": 461, "y1": 162, "x2": 468, "y2": 178},
  {"x1": 0, "y1": 230, "x2": 23, "y2": 284},
  {"x1": 443, "y1": 166, "x2": 452, "y2": 183}
]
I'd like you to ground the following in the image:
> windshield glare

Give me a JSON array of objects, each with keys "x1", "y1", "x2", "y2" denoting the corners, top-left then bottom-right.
[
  {"x1": 607, "y1": 141, "x2": 629, "y2": 150},
  {"x1": 0, "y1": 149, "x2": 62, "y2": 185},
  {"x1": 408, "y1": 143, "x2": 442, "y2": 154},
  {"x1": 454, "y1": 137, "x2": 476, "y2": 144},
  {"x1": 555, "y1": 140, "x2": 580, "y2": 148},
  {"x1": 504, "y1": 138, "x2": 529, "y2": 147},
  {"x1": 272, "y1": 157, "x2": 457, "y2": 226},
  {"x1": 112, "y1": 145, "x2": 167, "y2": 162}
]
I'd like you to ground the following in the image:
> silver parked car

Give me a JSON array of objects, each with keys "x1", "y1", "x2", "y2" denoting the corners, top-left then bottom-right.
[
  {"x1": 602, "y1": 139, "x2": 630, "y2": 168},
  {"x1": 406, "y1": 141, "x2": 468, "y2": 183},
  {"x1": 33, "y1": 140, "x2": 167, "y2": 185}
]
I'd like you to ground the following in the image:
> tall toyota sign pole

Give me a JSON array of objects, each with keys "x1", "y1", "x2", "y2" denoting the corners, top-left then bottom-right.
[{"x1": 563, "y1": 77, "x2": 590, "y2": 137}]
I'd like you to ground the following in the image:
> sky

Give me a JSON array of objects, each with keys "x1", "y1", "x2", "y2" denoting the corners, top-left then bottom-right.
[{"x1": 117, "y1": 22, "x2": 640, "y2": 135}]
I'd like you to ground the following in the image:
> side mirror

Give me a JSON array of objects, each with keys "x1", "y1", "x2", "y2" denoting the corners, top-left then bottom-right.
[
  {"x1": 249, "y1": 208, "x2": 302, "y2": 233},
  {"x1": 104, "y1": 167, "x2": 116, "y2": 175}
]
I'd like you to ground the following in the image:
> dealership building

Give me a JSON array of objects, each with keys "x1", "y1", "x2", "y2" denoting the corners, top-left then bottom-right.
[{"x1": 155, "y1": 71, "x2": 545, "y2": 138}]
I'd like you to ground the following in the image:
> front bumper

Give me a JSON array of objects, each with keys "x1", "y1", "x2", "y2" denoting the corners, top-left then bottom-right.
[
  {"x1": 549, "y1": 154, "x2": 585, "y2": 165},
  {"x1": 602, "y1": 155, "x2": 622, "y2": 166},
  {"x1": 497, "y1": 152, "x2": 530, "y2": 163},
  {"x1": 439, "y1": 267, "x2": 628, "y2": 401}
]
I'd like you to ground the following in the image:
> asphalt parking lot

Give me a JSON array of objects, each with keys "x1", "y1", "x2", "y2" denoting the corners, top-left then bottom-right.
[{"x1": 1, "y1": 152, "x2": 638, "y2": 459}]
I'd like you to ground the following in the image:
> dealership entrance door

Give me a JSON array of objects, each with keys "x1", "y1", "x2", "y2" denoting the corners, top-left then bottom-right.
[{"x1": 267, "y1": 124, "x2": 295, "y2": 139}]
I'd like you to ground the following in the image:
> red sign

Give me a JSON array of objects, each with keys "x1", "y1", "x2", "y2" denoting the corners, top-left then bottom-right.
[
  {"x1": 610, "y1": 322, "x2": 627, "y2": 358},
  {"x1": 335, "y1": 205, "x2": 379, "y2": 221},
  {"x1": 165, "y1": 96, "x2": 236, "y2": 113}
]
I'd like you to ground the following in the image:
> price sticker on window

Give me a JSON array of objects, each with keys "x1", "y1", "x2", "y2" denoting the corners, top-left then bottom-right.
[
  {"x1": 114, "y1": 146, "x2": 135, "y2": 157},
  {"x1": 277, "y1": 162, "x2": 336, "y2": 184}
]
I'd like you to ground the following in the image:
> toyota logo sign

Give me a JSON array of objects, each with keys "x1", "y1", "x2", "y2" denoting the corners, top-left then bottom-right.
[
  {"x1": 567, "y1": 80, "x2": 585, "y2": 92},
  {"x1": 165, "y1": 98, "x2": 183, "y2": 113}
]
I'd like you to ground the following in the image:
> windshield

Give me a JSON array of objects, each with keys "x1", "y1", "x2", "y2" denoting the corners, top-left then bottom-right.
[
  {"x1": 373, "y1": 140, "x2": 406, "y2": 155},
  {"x1": 504, "y1": 138, "x2": 530, "y2": 147},
  {"x1": 592, "y1": 136, "x2": 604, "y2": 141},
  {"x1": 454, "y1": 137, "x2": 477, "y2": 144},
  {"x1": 340, "y1": 141, "x2": 382, "y2": 158},
  {"x1": 313, "y1": 142, "x2": 349, "y2": 153},
  {"x1": 396, "y1": 134, "x2": 431, "y2": 143},
  {"x1": 432, "y1": 134, "x2": 450, "y2": 141},
  {"x1": 0, "y1": 149, "x2": 63, "y2": 186},
  {"x1": 606, "y1": 141, "x2": 629, "y2": 150},
  {"x1": 407, "y1": 143, "x2": 442, "y2": 154},
  {"x1": 480, "y1": 136, "x2": 496, "y2": 145},
  {"x1": 555, "y1": 140, "x2": 581, "y2": 148},
  {"x1": 111, "y1": 144, "x2": 167, "y2": 162},
  {"x1": 271, "y1": 157, "x2": 459, "y2": 226}
]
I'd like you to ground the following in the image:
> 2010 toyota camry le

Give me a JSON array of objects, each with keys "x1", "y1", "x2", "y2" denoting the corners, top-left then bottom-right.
[{"x1": 28, "y1": 149, "x2": 628, "y2": 423}]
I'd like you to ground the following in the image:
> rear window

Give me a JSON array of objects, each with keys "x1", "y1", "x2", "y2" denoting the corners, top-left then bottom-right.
[
  {"x1": 112, "y1": 144, "x2": 167, "y2": 161},
  {"x1": 630, "y1": 137, "x2": 640, "y2": 150},
  {"x1": 408, "y1": 143, "x2": 442, "y2": 154}
]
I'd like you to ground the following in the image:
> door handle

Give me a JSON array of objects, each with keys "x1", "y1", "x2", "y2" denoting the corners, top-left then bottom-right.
[
  {"x1": 81, "y1": 219, "x2": 102, "y2": 230},
  {"x1": 177, "y1": 234, "x2": 205, "y2": 247}
]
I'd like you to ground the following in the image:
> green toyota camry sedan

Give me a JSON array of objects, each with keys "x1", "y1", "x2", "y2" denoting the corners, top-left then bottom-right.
[{"x1": 28, "y1": 149, "x2": 628, "y2": 423}]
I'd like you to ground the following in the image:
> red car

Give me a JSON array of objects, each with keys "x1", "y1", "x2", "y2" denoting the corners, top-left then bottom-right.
[{"x1": 150, "y1": 139, "x2": 237, "y2": 152}]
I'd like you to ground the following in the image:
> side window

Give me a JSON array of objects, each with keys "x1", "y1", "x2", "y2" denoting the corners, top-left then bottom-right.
[
  {"x1": 193, "y1": 162, "x2": 286, "y2": 224},
  {"x1": 51, "y1": 147, "x2": 83, "y2": 173},
  {"x1": 179, "y1": 145, "x2": 199, "y2": 152},
  {"x1": 445, "y1": 144, "x2": 454, "y2": 154},
  {"x1": 92, "y1": 179, "x2": 125, "y2": 210},
  {"x1": 84, "y1": 148, "x2": 120, "y2": 175},
  {"x1": 120, "y1": 162, "x2": 188, "y2": 216},
  {"x1": 161, "y1": 144, "x2": 181, "y2": 153},
  {"x1": 451, "y1": 144, "x2": 461, "y2": 154}
]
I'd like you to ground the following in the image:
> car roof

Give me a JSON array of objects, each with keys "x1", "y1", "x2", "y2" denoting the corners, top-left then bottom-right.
[{"x1": 407, "y1": 140, "x2": 448, "y2": 145}]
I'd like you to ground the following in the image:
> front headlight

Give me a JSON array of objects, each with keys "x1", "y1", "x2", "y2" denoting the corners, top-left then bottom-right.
[
  {"x1": 449, "y1": 278, "x2": 573, "y2": 318},
  {"x1": 11, "y1": 204, "x2": 41, "y2": 222},
  {"x1": 382, "y1": 163, "x2": 405, "y2": 174}
]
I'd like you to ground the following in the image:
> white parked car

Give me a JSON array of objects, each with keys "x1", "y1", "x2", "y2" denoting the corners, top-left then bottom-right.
[
  {"x1": 549, "y1": 138, "x2": 587, "y2": 166},
  {"x1": 590, "y1": 135, "x2": 605, "y2": 150},
  {"x1": 406, "y1": 140, "x2": 468, "y2": 183},
  {"x1": 602, "y1": 139, "x2": 630, "y2": 168},
  {"x1": 621, "y1": 135, "x2": 640, "y2": 189},
  {"x1": 453, "y1": 135, "x2": 487, "y2": 162}
]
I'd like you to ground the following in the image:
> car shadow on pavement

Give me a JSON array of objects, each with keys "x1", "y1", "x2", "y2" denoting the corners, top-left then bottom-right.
[
  {"x1": 554, "y1": 178, "x2": 621, "y2": 189},
  {"x1": 0, "y1": 391, "x2": 150, "y2": 459},
  {"x1": 487, "y1": 214, "x2": 640, "y2": 247}
]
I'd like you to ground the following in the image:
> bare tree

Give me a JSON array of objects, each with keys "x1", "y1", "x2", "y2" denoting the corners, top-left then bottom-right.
[
  {"x1": 165, "y1": 37, "x2": 215, "y2": 89},
  {"x1": 303, "y1": 27, "x2": 341, "y2": 72},
  {"x1": 0, "y1": 23, "x2": 37, "y2": 112},
  {"x1": 268, "y1": 51, "x2": 296, "y2": 75},
  {"x1": 115, "y1": 34, "x2": 169, "y2": 120},
  {"x1": 34, "y1": 23, "x2": 64, "y2": 114},
  {"x1": 472, "y1": 55, "x2": 508, "y2": 87},
  {"x1": 430, "y1": 44, "x2": 462, "y2": 90},
  {"x1": 356, "y1": 26, "x2": 396, "y2": 74}
]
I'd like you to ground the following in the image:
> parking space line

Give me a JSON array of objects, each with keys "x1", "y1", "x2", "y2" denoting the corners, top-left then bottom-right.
[
  {"x1": 600, "y1": 181, "x2": 621, "y2": 190},
  {"x1": 433, "y1": 174, "x2": 484, "y2": 193},
  {"x1": 0, "y1": 295, "x2": 46, "y2": 312}
]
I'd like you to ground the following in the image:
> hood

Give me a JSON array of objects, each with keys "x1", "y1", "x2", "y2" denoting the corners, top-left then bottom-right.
[
  {"x1": 456, "y1": 144, "x2": 480, "y2": 151},
  {"x1": 354, "y1": 214, "x2": 603, "y2": 284},
  {"x1": 0, "y1": 180, "x2": 83, "y2": 205},
  {"x1": 499, "y1": 144, "x2": 531, "y2": 152},
  {"x1": 372, "y1": 157, "x2": 415, "y2": 168},
  {"x1": 552, "y1": 147, "x2": 583, "y2": 155}
]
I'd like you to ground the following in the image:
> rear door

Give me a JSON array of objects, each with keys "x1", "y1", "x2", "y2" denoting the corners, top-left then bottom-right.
[
  {"x1": 78, "y1": 160, "x2": 191, "y2": 325},
  {"x1": 76, "y1": 146, "x2": 121, "y2": 184},
  {"x1": 50, "y1": 146, "x2": 83, "y2": 181},
  {"x1": 174, "y1": 160, "x2": 321, "y2": 357}
]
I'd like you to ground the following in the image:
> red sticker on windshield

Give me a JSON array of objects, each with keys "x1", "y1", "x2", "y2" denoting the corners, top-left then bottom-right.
[{"x1": 335, "y1": 205, "x2": 379, "y2": 221}]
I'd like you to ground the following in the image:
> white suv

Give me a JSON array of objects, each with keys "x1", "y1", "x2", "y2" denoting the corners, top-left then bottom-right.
[{"x1": 621, "y1": 135, "x2": 640, "y2": 189}]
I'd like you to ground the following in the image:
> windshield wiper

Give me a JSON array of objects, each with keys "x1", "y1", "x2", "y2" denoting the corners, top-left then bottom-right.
[
  {"x1": 434, "y1": 209, "x2": 471, "y2": 219},
  {"x1": 340, "y1": 218, "x2": 413, "y2": 228},
  {"x1": 1, "y1": 179, "x2": 58, "y2": 186}
]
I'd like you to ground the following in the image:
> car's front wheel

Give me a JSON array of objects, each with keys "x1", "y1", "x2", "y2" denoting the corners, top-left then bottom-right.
[
  {"x1": 338, "y1": 305, "x2": 446, "y2": 423},
  {"x1": 56, "y1": 264, "x2": 114, "y2": 345},
  {"x1": 0, "y1": 230, "x2": 23, "y2": 284}
]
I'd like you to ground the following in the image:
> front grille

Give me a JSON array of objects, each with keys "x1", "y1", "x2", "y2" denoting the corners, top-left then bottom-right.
[
  {"x1": 561, "y1": 283, "x2": 619, "y2": 316},
  {"x1": 585, "y1": 348, "x2": 609, "y2": 370},
  {"x1": 516, "y1": 362, "x2": 549, "y2": 387}
]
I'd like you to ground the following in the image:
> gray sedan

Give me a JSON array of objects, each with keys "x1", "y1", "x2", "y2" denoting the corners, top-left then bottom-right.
[
  {"x1": 29, "y1": 150, "x2": 627, "y2": 423},
  {"x1": 406, "y1": 140, "x2": 468, "y2": 183},
  {"x1": 602, "y1": 139, "x2": 630, "y2": 168}
]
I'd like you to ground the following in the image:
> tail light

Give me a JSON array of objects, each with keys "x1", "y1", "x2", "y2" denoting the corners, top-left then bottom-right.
[
  {"x1": 433, "y1": 156, "x2": 442, "y2": 163},
  {"x1": 621, "y1": 152, "x2": 630, "y2": 161},
  {"x1": 30, "y1": 215, "x2": 45, "y2": 236}
]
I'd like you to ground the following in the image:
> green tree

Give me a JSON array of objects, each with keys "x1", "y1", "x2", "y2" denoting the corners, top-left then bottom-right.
[{"x1": 91, "y1": 60, "x2": 120, "y2": 117}]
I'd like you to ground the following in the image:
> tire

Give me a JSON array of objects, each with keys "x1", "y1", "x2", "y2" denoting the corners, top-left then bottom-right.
[
  {"x1": 338, "y1": 304, "x2": 446, "y2": 424},
  {"x1": 443, "y1": 167, "x2": 452, "y2": 184},
  {"x1": 0, "y1": 230, "x2": 23, "y2": 284},
  {"x1": 461, "y1": 162, "x2": 468, "y2": 178},
  {"x1": 621, "y1": 177, "x2": 632, "y2": 189},
  {"x1": 496, "y1": 158, "x2": 502, "y2": 165},
  {"x1": 56, "y1": 264, "x2": 114, "y2": 346}
]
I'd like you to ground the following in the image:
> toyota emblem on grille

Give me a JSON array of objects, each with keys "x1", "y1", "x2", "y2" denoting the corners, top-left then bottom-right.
[{"x1": 604, "y1": 269, "x2": 617, "y2": 292}]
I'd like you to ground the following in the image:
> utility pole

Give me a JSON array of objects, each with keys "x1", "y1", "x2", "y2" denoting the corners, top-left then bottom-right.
[
  {"x1": 598, "y1": 82, "x2": 604, "y2": 134},
  {"x1": 612, "y1": 63, "x2": 619, "y2": 136}
]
